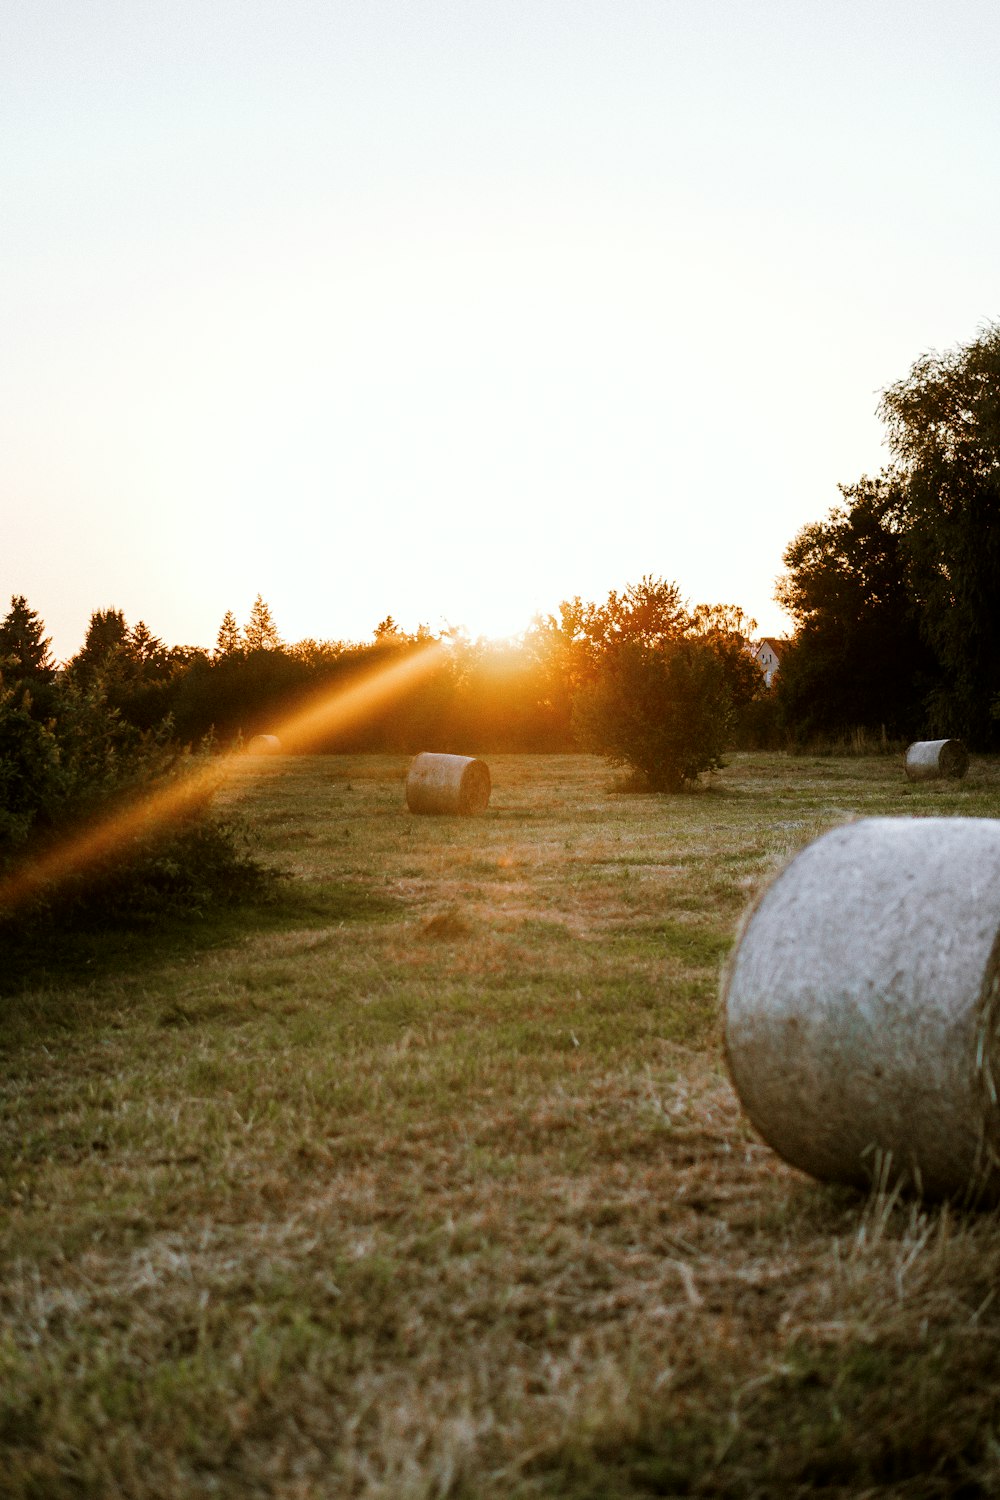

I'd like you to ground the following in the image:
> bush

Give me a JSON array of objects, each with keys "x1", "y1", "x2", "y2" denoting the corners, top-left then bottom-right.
[
  {"x1": 0, "y1": 674, "x2": 277, "y2": 929},
  {"x1": 572, "y1": 637, "x2": 733, "y2": 791}
]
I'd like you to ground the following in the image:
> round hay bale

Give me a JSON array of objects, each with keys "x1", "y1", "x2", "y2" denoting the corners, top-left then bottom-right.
[
  {"x1": 905, "y1": 738, "x2": 968, "y2": 781},
  {"x1": 405, "y1": 752, "x2": 491, "y2": 816},
  {"x1": 247, "y1": 734, "x2": 282, "y2": 755},
  {"x1": 723, "y1": 817, "x2": 1000, "y2": 1204}
]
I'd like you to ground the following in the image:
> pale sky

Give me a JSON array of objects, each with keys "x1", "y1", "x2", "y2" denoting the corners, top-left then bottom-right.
[{"x1": 3, "y1": 0, "x2": 998, "y2": 661}]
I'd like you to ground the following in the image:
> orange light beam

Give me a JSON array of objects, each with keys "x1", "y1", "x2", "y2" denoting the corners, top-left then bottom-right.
[
  {"x1": 0, "y1": 640, "x2": 445, "y2": 918},
  {"x1": 273, "y1": 640, "x2": 443, "y2": 754},
  {"x1": 0, "y1": 760, "x2": 224, "y2": 916}
]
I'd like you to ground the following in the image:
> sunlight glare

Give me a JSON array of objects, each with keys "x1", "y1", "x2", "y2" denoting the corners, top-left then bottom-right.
[{"x1": 0, "y1": 640, "x2": 445, "y2": 918}]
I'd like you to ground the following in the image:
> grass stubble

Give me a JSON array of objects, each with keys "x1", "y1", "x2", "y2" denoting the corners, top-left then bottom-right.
[{"x1": 3, "y1": 753, "x2": 1000, "y2": 1497}]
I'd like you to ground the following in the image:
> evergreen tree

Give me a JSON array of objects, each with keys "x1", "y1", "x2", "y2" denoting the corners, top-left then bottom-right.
[
  {"x1": 0, "y1": 596, "x2": 55, "y2": 682},
  {"x1": 70, "y1": 609, "x2": 129, "y2": 681},
  {"x1": 215, "y1": 610, "x2": 243, "y2": 657},
  {"x1": 244, "y1": 595, "x2": 281, "y2": 652},
  {"x1": 128, "y1": 621, "x2": 167, "y2": 668}
]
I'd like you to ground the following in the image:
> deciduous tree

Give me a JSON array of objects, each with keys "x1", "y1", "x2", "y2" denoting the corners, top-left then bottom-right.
[
  {"x1": 878, "y1": 322, "x2": 1000, "y2": 741},
  {"x1": 774, "y1": 474, "x2": 932, "y2": 738},
  {"x1": 573, "y1": 636, "x2": 732, "y2": 791}
]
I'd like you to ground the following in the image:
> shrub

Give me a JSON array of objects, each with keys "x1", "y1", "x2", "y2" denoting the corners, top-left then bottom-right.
[
  {"x1": 572, "y1": 636, "x2": 733, "y2": 791},
  {"x1": 0, "y1": 674, "x2": 277, "y2": 929}
]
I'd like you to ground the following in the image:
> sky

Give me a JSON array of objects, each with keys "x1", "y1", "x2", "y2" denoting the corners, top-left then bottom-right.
[{"x1": 3, "y1": 0, "x2": 999, "y2": 661}]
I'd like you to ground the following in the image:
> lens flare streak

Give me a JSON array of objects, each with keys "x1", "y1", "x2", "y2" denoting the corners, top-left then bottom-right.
[{"x1": 0, "y1": 641, "x2": 444, "y2": 917}]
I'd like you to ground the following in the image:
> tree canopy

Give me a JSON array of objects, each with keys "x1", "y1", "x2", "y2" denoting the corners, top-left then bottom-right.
[
  {"x1": 774, "y1": 475, "x2": 932, "y2": 738},
  {"x1": 878, "y1": 322, "x2": 1000, "y2": 741},
  {"x1": 775, "y1": 321, "x2": 1000, "y2": 746},
  {"x1": 567, "y1": 576, "x2": 757, "y2": 789},
  {"x1": 0, "y1": 595, "x2": 55, "y2": 693}
]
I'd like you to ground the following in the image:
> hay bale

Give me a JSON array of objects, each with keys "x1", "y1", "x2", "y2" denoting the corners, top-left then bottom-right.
[
  {"x1": 904, "y1": 738, "x2": 968, "y2": 781},
  {"x1": 247, "y1": 734, "x2": 282, "y2": 755},
  {"x1": 723, "y1": 817, "x2": 1000, "y2": 1204},
  {"x1": 405, "y1": 752, "x2": 491, "y2": 815}
]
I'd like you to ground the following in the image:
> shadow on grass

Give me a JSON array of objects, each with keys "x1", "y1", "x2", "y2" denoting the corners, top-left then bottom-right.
[
  {"x1": 518, "y1": 1326, "x2": 1000, "y2": 1499},
  {"x1": 0, "y1": 879, "x2": 402, "y2": 1004}
]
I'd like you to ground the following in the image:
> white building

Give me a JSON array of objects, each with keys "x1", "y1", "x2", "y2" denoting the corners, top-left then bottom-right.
[{"x1": 752, "y1": 637, "x2": 785, "y2": 688}]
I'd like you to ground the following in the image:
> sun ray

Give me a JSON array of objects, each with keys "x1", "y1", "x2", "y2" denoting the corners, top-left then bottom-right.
[{"x1": 0, "y1": 639, "x2": 445, "y2": 918}]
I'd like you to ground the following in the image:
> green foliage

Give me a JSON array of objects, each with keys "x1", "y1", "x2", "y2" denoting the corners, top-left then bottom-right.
[
  {"x1": 0, "y1": 595, "x2": 60, "y2": 722},
  {"x1": 687, "y1": 601, "x2": 764, "y2": 728},
  {"x1": 0, "y1": 690, "x2": 59, "y2": 853},
  {"x1": 172, "y1": 647, "x2": 311, "y2": 746},
  {"x1": 775, "y1": 474, "x2": 933, "y2": 739},
  {"x1": 573, "y1": 636, "x2": 733, "y2": 790},
  {"x1": 70, "y1": 607, "x2": 129, "y2": 681},
  {"x1": 1, "y1": 581, "x2": 760, "y2": 767},
  {"x1": 563, "y1": 579, "x2": 755, "y2": 789},
  {"x1": 0, "y1": 595, "x2": 54, "y2": 683},
  {"x1": 214, "y1": 608, "x2": 243, "y2": 656},
  {"x1": 0, "y1": 616, "x2": 276, "y2": 929},
  {"x1": 776, "y1": 322, "x2": 1000, "y2": 747},
  {"x1": 546, "y1": 575, "x2": 688, "y2": 681},
  {"x1": 878, "y1": 321, "x2": 1000, "y2": 744},
  {"x1": 244, "y1": 593, "x2": 281, "y2": 652},
  {"x1": 52, "y1": 791, "x2": 274, "y2": 927},
  {"x1": 66, "y1": 608, "x2": 206, "y2": 734}
]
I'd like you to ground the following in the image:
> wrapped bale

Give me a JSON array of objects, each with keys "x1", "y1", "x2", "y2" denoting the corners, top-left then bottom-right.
[
  {"x1": 405, "y1": 752, "x2": 491, "y2": 816},
  {"x1": 247, "y1": 734, "x2": 282, "y2": 754},
  {"x1": 905, "y1": 738, "x2": 968, "y2": 781},
  {"x1": 723, "y1": 817, "x2": 1000, "y2": 1204}
]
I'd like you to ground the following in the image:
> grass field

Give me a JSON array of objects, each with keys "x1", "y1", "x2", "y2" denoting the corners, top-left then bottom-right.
[{"x1": 4, "y1": 750, "x2": 1000, "y2": 1498}]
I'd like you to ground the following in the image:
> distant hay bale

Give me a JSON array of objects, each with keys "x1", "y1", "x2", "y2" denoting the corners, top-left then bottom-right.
[
  {"x1": 723, "y1": 817, "x2": 1000, "y2": 1205},
  {"x1": 905, "y1": 738, "x2": 968, "y2": 781},
  {"x1": 405, "y1": 753, "x2": 491, "y2": 816},
  {"x1": 247, "y1": 734, "x2": 281, "y2": 755}
]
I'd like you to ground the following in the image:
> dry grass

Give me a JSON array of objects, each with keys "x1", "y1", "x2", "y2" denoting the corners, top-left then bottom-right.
[{"x1": 4, "y1": 751, "x2": 1000, "y2": 1497}]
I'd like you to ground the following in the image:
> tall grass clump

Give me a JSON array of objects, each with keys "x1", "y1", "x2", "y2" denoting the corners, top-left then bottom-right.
[{"x1": 787, "y1": 725, "x2": 910, "y2": 758}]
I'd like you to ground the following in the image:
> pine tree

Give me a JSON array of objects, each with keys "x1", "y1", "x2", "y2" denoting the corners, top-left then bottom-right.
[
  {"x1": 128, "y1": 621, "x2": 167, "y2": 667},
  {"x1": 71, "y1": 608, "x2": 129, "y2": 680},
  {"x1": 0, "y1": 595, "x2": 55, "y2": 681},
  {"x1": 215, "y1": 609, "x2": 243, "y2": 657},
  {"x1": 244, "y1": 595, "x2": 281, "y2": 652}
]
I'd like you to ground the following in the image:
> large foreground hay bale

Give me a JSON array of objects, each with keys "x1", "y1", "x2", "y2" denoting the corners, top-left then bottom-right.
[
  {"x1": 905, "y1": 738, "x2": 968, "y2": 781},
  {"x1": 723, "y1": 817, "x2": 1000, "y2": 1204},
  {"x1": 247, "y1": 734, "x2": 281, "y2": 754},
  {"x1": 405, "y1": 753, "x2": 491, "y2": 816}
]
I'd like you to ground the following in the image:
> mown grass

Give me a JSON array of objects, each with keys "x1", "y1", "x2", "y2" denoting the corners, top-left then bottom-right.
[{"x1": 4, "y1": 750, "x2": 1000, "y2": 1497}]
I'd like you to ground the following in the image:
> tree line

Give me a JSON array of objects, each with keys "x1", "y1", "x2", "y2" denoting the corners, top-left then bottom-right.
[
  {"x1": 0, "y1": 580, "x2": 763, "y2": 764},
  {"x1": 774, "y1": 321, "x2": 1000, "y2": 749}
]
